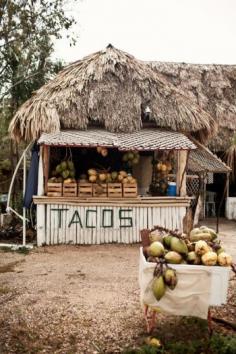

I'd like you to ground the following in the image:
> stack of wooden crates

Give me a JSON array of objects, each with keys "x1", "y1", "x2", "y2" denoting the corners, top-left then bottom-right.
[{"x1": 47, "y1": 181, "x2": 137, "y2": 198}]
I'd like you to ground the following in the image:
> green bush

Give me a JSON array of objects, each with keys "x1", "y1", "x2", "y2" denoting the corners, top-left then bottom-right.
[{"x1": 209, "y1": 334, "x2": 236, "y2": 354}]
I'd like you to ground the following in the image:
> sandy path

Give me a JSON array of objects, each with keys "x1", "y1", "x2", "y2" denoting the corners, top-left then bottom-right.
[
  {"x1": 0, "y1": 245, "x2": 145, "y2": 353},
  {"x1": 0, "y1": 220, "x2": 235, "y2": 353}
]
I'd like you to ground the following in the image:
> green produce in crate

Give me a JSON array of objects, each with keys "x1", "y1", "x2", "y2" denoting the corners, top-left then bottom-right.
[
  {"x1": 163, "y1": 235, "x2": 173, "y2": 248},
  {"x1": 149, "y1": 231, "x2": 163, "y2": 244},
  {"x1": 56, "y1": 165, "x2": 62, "y2": 174},
  {"x1": 62, "y1": 170, "x2": 70, "y2": 179},
  {"x1": 163, "y1": 268, "x2": 178, "y2": 290},
  {"x1": 190, "y1": 226, "x2": 217, "y2": 242},
  {"x1": 68, "y1": 161, "x2": 75, "y2": 171},
  {"x1": 170, "y1": 237, "x2": 188, "y2": 255},
  {"x1": 187, "y1": 251, "x2": 201, "y2": 265},
  {"x1": 61, "y1": 161, "x2": 67, "y2": 171},
  {"x1": 202, "y1": 251, "x2": 218, "y2": 266},
  {"x1": 165, "y1": 251, "x2": 182, "y2": 264},
  {"x1": 147, "y1": 241, "x2": 165, "y2": 257}
]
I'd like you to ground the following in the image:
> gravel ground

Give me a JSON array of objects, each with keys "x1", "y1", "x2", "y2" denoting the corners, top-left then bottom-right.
[{"x1": 0, "y1": 243, "x2": 235, "y2": 354}]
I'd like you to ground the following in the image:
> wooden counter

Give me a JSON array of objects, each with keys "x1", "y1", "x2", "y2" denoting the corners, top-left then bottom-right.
[{"x1": 34, "y1": 196, "x2": 191, "y2": 246}]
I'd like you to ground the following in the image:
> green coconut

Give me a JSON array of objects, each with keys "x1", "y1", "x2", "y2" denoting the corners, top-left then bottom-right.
[
  {"x1": 147, "y1": 241, "x2": 165, "y2": 257},
  {"x1": 165, "y1": 251, "x2": 182, "y2": 264},
  {"x1": 170, "y1": 237, "x2": 188, "y2": 255},
  {"x1": 152, "y1": 276, "x2": 166, "y2": 301}
]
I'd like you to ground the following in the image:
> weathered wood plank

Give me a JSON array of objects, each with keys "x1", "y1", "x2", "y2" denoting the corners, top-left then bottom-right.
[{"x1": 37, "y1": 203, "x2": 187, "y2": 245}]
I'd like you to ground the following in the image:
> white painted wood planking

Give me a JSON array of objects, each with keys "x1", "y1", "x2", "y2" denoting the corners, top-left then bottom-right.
[{"x1": 37, "y1": 203, "x2": 187, "y2": 245}]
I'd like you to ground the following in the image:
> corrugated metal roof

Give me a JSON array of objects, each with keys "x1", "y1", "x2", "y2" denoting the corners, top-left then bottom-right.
[
  {"x1": 188, "y1": 141, "x2": 230, "y2": 173},
  {"x1": 38, "y1": 129, "x2": 196, "y2": 150}
]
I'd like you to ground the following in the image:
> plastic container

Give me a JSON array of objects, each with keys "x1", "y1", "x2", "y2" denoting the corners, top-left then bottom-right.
[{"x1": 167, "y1": 182, "x2": 176, "y2": 196}]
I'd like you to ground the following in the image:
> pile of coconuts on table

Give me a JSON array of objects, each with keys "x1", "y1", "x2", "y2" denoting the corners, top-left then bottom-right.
[{"x1": 143, "y1": 226, "x2": 233, "y2": 302}]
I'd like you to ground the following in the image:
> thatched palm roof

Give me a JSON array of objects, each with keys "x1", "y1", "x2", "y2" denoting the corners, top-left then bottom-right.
[
  {"x1": 9, "y1": 45, "x2": 217, "y2": 142},
  {"x1": 149, "y1": 62, "x2": 236, "y2": 151}
]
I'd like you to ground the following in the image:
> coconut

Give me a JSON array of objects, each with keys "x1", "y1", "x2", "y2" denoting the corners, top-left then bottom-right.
[
  {"x1": 163, "y1": 235, "x2": 173, "y2": 248},
  {"x1": 163, "y1": 268, "x2": 177, "y2": 290},
  {"x1": 127, "y1": 152, "x2": 134, "y2": 160},
  {"x1": 217, "y1": 247, "x2": 225, "y2": 255},
  {"x1": 152, "y1": 276, "x2": 166, "y2": 301},
  {"x1": 161, "y1": 164, "x2": 167, "y2": 172},
  {"x1": 69, "y1": 170, "x2": 75, "y2": 178},
  {"x1": 127, "y1": 176, "x2": 133, "y2": 183},
  {"x1": 122, "y1": 154, "x2": 128, "y2": 162},
  {"x1": 187, "y1": 251, "x2": 201, "y2": 265},
  {"x1": 119, "y1": 171, "x2": 127, "y2": 177},
  {"x1": 111, "y1": 171, "x2": 118, "y2": 180},
  {"x1": 117, "y1": 174, "x2": 124, "y2": 182},
  {"x1": 217, "y1": 252, "x2": 232, "y2": 266},
  {"x1": 101, "y1": 148, "x2": 108, "y2": 157},
  {"x1": 130, "y1": 177, "x2": 136, "y2": 184},
  {"x1": 147, "y1": 241, "x2": 165, "y2": 257},
  {"x1": 202, "y1": 251, "x2": 218, "y2": 266},
  {"x1": 67, "y1": 161, "x2": 74, "y2": 171},
  {"x1": 170, "y1": 237, "x2": 188, "y2": 255},
  {"x1": 88, "y1": 169, "x2": 97, "y2": 176},
  {"x1": 156, "y1": 163, "x2": 162, "y2": 171},
  {"x1": 99, "y1": 173, "x2": 107, "y2": 182},
  {"x1": 61, "y1": 161, "x2": 67, "y2": 171},
  {"x1": 149, "y1": 231, "x2": 163, "y2": 244},
  {"x1": 62, "y1": 170, "x2": 70, "y2": 179},
  {"x1": 165, "y1": 251, "x2": 182, "y2": 264},
  {"x1": 89, "y1": 175, "x2": 97, "y2": 183},
  {"x1": 56, "y1": 165, "x2": 62, "y2": 174},
  {"x1": 132, "y1": 157, "x2": 139, "y2": 165},
  {"x1": 195, "y1": 240, "x2": 210, "y2": 256}
]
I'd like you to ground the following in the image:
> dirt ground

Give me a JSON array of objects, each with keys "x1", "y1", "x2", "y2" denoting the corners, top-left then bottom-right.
[{"x1": 0, "y1": 219, "x2": 235, "y2": 353}]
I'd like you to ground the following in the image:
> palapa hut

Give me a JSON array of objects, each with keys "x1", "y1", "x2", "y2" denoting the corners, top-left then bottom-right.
[
  {"x1": 148, "y1": 62, "x2": 236, "y2": 152},
  {"x1": 148, "y1": 62, "x2": 236, "y2": 217},
  {"x1": 8, "y1": 45, "x2": 229, "y2": 246}
]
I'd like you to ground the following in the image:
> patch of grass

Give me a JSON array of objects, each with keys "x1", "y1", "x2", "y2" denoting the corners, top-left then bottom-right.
[
  {"x1": 0, "y1": 246, "x2": 14, "y2": 252},
  {"x1": 209, "y1": 333, "x2": 236, "y2": 354},
  {"x1": 123, "y1": 334, "x2": 236, "y2": 354},
  {"x1": 16, "y1": 247, "x2": 30, "y2": 255},
  {"x1": 0, "y1": 246, "x2": 31, "y2": 255}
]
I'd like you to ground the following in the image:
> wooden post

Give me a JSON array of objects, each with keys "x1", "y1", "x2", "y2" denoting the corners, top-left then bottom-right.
[
  {"x1": 43, "y1": 145, "x2": 50, "y2": 194},
  {"x1": 176, "y1": 150, "x2": 188, "y2": 196},
  {"x1": 226, "y1": 173, "x2": 230, "y2": 198}
]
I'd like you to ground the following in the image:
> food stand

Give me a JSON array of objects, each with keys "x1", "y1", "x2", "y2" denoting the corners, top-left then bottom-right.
[
  {"x1": 33, "y1": 129, "x2": 196, "y2": 246},
  {"x1": 8, "y1": 45, "x2": 220, "y2": 246}
]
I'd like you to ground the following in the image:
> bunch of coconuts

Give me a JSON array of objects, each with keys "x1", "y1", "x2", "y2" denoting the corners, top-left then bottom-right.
[
  {"x1": 144, "y1": 226, "x2": 233, "y2": 302},
  {"x1": 50, "y1": 160, "x2": 75, "y2": 181},
  {"x1": 122, "y1": 151, "x2": 140, "y2": 167},
  {"x1": 87, "y1": 169, "x2": 136, "y2": 184},
  {"x1": 96, "y1": 147, "x2": 108, "y2": 157}
]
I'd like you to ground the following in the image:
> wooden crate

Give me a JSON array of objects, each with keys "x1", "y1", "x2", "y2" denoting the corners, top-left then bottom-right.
[
  {"x1": 107, "y1": 183, "x2": 122, "y2": 198},
  {"x1": 47, "y1": 182, "x2": 62, "y2": 197},
  {"x1": 63, "y1": 182, "x2": 77, "y2": 197},
  {"x1": 92, "y1": 183, "x2": 108, "y2": 197},
  {"x1": 78, "y1": 182, "x2": 93, "y2": 197},
  {"x1": 123, "y1": 183, "x2": 138, "y2": 198}
]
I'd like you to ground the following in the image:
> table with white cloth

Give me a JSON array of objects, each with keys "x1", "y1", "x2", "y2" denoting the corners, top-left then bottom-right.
[{"x1": 139, "y1": 248, "x2": 230, "y2": 320}]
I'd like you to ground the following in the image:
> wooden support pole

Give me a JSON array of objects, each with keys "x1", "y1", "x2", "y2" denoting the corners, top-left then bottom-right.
[
  {"x1": 43, "y1": 145, "x2": 50, "y2": 194},
  {"x1": 226, "y1": 173, "x2": 230, "y2": 198},
  {"x1": 176, "y1": 150, "x2": 188, "y2": 196}
]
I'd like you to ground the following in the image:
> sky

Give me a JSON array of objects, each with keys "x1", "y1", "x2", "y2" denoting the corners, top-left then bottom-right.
[{"x1": 54, "y1": 0, "x2": 236, "y2": 65}]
